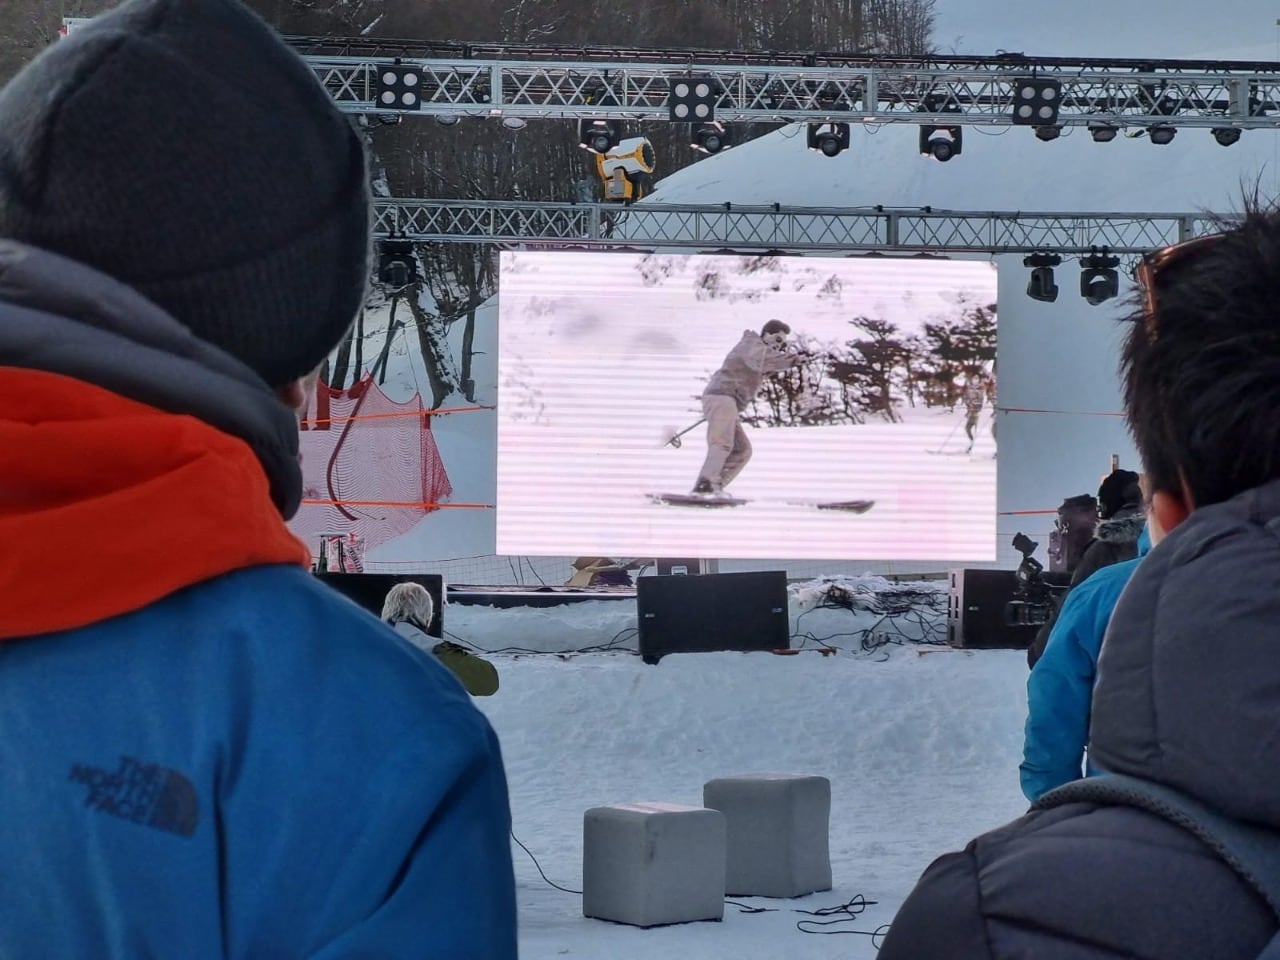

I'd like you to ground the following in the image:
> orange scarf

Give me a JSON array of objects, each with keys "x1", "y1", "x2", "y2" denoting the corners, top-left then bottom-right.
[{"x1": 0, "y1": 367, "x2": 311, "y2": 640}]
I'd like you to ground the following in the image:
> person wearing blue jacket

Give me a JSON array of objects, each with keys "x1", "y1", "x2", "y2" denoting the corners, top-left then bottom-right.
[
  {"x1": 0, "y1": 1, "x2": 517, "y2": 957},
  {"x1": 1020, "y1": 524, "x2": 1152, "y2": 802},
  {"x1": 880, "y1": 205, "x2": 1280, "y2": 960}
]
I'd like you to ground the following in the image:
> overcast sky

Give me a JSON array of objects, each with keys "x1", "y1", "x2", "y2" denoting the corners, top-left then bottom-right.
[{"x1": 931, "y1": 2, "x2": 1279, "y2": 61}]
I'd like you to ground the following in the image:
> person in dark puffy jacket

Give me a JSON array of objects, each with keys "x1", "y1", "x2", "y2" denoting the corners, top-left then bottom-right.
[
  {"x1": 1070, "y1": 469, "x2": 1145, "y2": 585},
  {"x1": 880, "y1": 207, "x2": 1280, "y2": 960}
]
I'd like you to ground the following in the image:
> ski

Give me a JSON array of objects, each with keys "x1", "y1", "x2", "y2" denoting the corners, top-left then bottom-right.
[
  {"x1": 648, "y1": 492, "x2": 748, "y2": 508},
  {"x1": 647, "y1": 494, "x2": 873, "y2": 512},
  {"x1": 783, "y1": 498, "x2": 876, "y2": 513},
  {"x1": 813, "y1": 499, "x2": 875, "y2": 513}
]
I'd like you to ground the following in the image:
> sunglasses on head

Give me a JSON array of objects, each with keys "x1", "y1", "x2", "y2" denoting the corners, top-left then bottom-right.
[{"x1": 1134, "y1": 232, "x2": 1226, "y2": 343}]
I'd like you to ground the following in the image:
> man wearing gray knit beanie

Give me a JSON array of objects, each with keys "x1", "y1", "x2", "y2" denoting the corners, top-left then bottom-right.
[{"x1": 0, "y1": 2, "x2": 517, "y2": 957}]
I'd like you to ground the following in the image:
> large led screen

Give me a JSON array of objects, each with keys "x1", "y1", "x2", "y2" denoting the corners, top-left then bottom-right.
[{"x1": 497, "y1": 250, "x2": 998, "y2": 562}]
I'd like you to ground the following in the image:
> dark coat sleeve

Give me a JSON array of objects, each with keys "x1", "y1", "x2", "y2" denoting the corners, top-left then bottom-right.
[
  {"x1": 882, "y1": 804, "x2": 1276, "y2": 960},
  {"x1": 878, "y1": 848, "x2": 992, "y2": 960},
  {"x1": 1027, "y1": 590, "x2": 1068, "y2": 668},
  {"x1": 1070, "y1": 538, "x2": 1136, "y2": 587}
]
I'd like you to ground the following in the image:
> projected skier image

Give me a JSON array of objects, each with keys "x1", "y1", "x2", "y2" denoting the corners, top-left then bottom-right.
[
  {"x1": 691, "y1": 320, "x2": 798, "y2": 499},
  {"x1": 496, "y1": 250, "x2": 998, "y2": 562}
]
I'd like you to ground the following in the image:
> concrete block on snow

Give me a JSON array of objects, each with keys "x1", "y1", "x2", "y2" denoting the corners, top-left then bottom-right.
[
  {"x1": 582, "y1": 802, "x2": 726, "y2": 927},
  {"x1": 703, "y1": 773, "x2": 832, "y2": 898}
]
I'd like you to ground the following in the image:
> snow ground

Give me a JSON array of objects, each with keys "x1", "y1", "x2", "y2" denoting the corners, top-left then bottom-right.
[{"x1": 447, "y1": 579, "x2": 1031, "y2": 959}]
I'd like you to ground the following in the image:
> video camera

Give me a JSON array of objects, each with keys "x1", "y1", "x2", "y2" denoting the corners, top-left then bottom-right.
[{"x1": 1004, "y1": 532, "x2": 1067, "y2": 626}]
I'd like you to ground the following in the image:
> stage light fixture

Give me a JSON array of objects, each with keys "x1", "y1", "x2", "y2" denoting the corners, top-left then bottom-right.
[
  {"x1": 1023, "y1": 252, "x2": 1062, "y2": 303},
  {"x1": 1012, "y1": 77, "x2": 1061, "y2": 126},
  {"x1": 807, "y1": 122, "x2": 851, "y2": 157},
  {"x1": 1079, "y1": 248, "x2": 1121, "y2": 305},
  {"x1": 578, "y1": 119, "x2": 622, "y2": 154},
  {"x1": 375, "y1": 65, "x2": 422, "y2": 111},
  {"x1": 1147, "y1": 123, "x2": 1176, "y2": 145},
  {"x1": 691, "y1": 121, "x2": 731, "y2": 154},
  {"x1": 1212, "y1": 126, "x2": 1242, "y2": 146},
  {"x1": 377, "y1": 239, "x2": 417, "y2": 291},
  {"x1": 1034, "y1": 124, "x2": 1062, "y2": 142},
  {"x1": 1088, "y1": 122, "x2": 1118, "y2": 142},
  {"x1": 668, "y1": 77, "x2": 718, "y2": 123},
  {"x1": 919, "y1": 124, "x2": 961, "y2": 161},
  {"x1": 500, "y1": 116, "x2": 528, "y2": 130}
]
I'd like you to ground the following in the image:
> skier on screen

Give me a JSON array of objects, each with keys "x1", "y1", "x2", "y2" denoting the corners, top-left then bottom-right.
[
  {"x1": 691, "y1": 319, "x2": 798, "y2": 497},
  {"x1": 962, "y1": 370, "x2": 988, "y2": 453}
]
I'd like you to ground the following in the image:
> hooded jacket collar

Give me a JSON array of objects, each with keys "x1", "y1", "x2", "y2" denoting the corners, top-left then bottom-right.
[
  {"x1": 0, "y1": 368, "x2": 310, "y2": 640},
  {"x1": 1090, "y1": 477, "x2": 1280, "y2": 828},
  {"x1": 0, "y1": 241, "x2": 302, "y2": 516}
]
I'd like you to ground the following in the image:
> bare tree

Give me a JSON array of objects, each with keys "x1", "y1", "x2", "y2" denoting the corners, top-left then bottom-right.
[{"x1": 2, "y1": 0, "x2": 939, "y2": 407}]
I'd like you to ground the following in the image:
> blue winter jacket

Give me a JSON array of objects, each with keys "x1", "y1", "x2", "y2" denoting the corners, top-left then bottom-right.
[
  {"x1": 1020, "y1": 525, "x2": 1151, "y2": 802},
  {"x1": 0, "y1": 242, "x2": 517, "y2": 958}
]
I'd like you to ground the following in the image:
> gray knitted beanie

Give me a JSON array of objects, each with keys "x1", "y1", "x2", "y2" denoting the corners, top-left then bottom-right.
[{"x1": 0, "y1": 0, "x2": 371, "y2": 387}]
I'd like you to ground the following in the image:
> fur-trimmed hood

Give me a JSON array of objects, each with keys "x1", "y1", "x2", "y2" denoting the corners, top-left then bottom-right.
[{"x1": 1093, "y1": 507, "x2": 1145, "y2": 545}]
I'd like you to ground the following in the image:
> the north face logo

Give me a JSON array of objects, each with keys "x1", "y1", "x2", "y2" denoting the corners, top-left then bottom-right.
[{"x1": 68, "y1": 756, "x2": 198, "y2": 838}]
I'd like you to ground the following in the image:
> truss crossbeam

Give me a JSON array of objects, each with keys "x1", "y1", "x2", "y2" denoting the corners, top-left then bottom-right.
[
  {"x1": 373, "y1": 199, "x2": 1222, "y2": 254},
  {"x1": 309, "y1": 54, "x2": 1280, "y2": 128}
]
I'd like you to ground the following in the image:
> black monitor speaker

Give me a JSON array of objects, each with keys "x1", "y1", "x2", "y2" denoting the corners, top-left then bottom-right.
[
  {"x1": 637, "y1": 570, "x2": 790, "y2": 664},
  {"x1": 947, "y1": 568, "x2": 1069, "y2": 649},
  {"x1": 315, "y1": 573, "x2": 444, "y2": 638}
]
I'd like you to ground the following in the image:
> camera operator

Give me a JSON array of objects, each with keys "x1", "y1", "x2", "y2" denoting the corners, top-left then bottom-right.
[
  {"x1": 1026, "y1": 469, "x2": 1144, "y2": 668},
  {"x1": 1005, "y1": 533, "x2": 1064, "y2": 628}
]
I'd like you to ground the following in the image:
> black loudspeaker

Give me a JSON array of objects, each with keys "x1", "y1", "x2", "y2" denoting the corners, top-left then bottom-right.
[
  {"x1": 315, "y1": 573, "x2": 444, "y2": 638},
  {"x1": 656, "y1": 558, "x2": 702, "y2": 576},
  {"x1": 947, "y1": 568, "x2": 1070, "y2": 649},
  {"x1": 637, "y1": 571, "x2": 790, "y2": 664}
]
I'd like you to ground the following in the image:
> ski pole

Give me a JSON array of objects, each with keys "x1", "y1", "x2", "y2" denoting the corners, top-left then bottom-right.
[
  {"x1": 665, "y1": 418, "x2": 706, "y2": 448},
  {"x1": 934, "y1": 416, "x2": 964, "y2": 452}
]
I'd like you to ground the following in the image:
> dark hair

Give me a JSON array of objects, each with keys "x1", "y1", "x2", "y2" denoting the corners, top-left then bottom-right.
[
  {"x1": 1121, "y1": 203, "x2": 1280, "y2": 507},
  {"x1": 1096, "y1": 469, "x2": 1142, "y2": 519},
  {"x1": 761, "y1": 319, "x2": 791, "y2": 336}
]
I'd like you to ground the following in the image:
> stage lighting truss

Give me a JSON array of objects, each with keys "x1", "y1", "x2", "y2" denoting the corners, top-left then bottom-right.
[
  {"x1": 917, "y1": 93, "x2": 963, "y2": 161},
  {"x1": 807, "y1": 122, "x2": 851, "y2": 157},
  {"x1": 919, "y1": 124, "x2": 961, "y2": 161},
  {"x1": 1079, "y1": 248, "x2": 1122, "y2": 305},
  {"x1": 1212, "y1": 126, "x2": 1242, "y2": 146},
  {"x1": 375, "y1": 65, "x2": 422, "y2": 111},
  {"x1": 1088, "y1": 122, "x2": 1119, "y2": 142},
  {"x1": 377, "y1": 238, "x2": 417, "y2": 290},
  {"x1": 1023, "y1": 252, "x2": 1062, "y2": 303},
  {"x1": 1012, "y1": 77, "x2": 1061, "y2": 126},
  {"x1": 579, "y1": 118, "x2": 623, "y2": 154},
  {"x1": 668, "y1": 77, "x2": 718, "y2": 123},
  {"x1": 1146, "y1": 92, "x2": 1179, "y2": 145},
  {"x1": 691, "y1": 121, "x2": 731, "y2": 154}
]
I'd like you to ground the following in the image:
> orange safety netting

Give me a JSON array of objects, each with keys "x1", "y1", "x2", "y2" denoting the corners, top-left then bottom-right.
[{"x1": 288, "y1": 375, "x2": 452, "y2": 560}]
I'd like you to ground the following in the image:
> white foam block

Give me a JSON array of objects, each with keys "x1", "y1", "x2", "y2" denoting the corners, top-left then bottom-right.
[
  {"x1": 703, "y1": 774, "x2": 832, "y2": 898},
  {"x1": 582, "y1": 802, "x2": 726, "y2": 927}
]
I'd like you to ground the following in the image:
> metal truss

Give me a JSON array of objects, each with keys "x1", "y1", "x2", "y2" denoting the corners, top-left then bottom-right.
[
  {"x1": 373, "y1": 199, "x2": 1223, "y2": 255},
  {"x1": 302, "y1": 43, "x2": 1280, "y2": 129},
  {"x1": 56, "y1": 19, "x2": 1280, "y2": 130}
]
